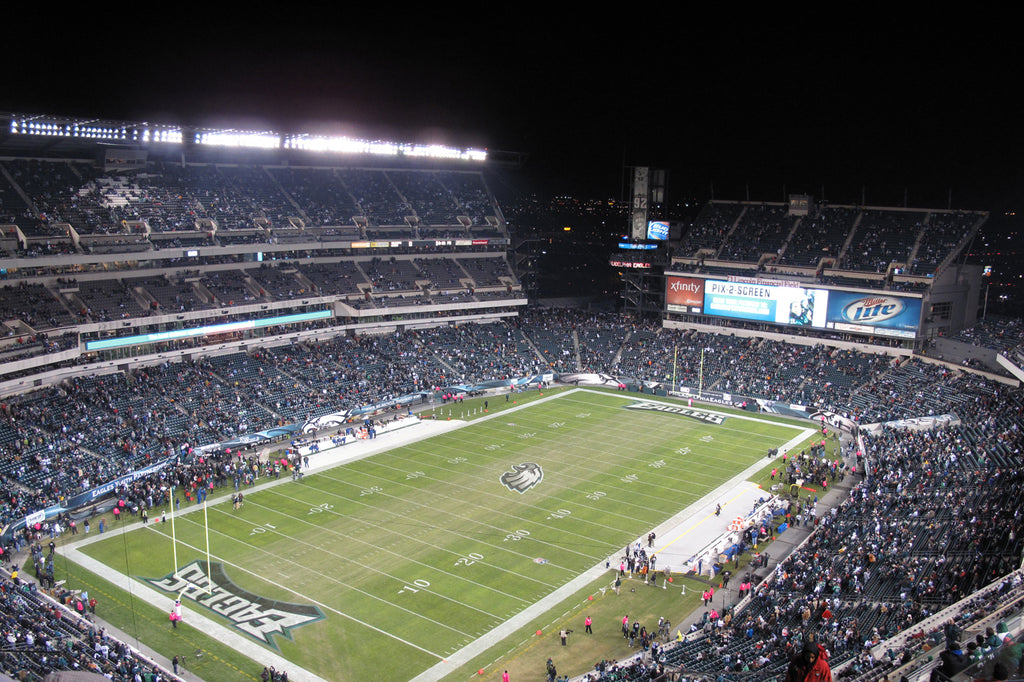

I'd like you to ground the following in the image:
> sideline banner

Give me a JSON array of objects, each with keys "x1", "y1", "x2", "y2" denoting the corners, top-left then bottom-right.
[
  {"x1": 3, "y1": 457, "x2": 176, "y2": 541},
  {"x1": 557, "y1": 372, "x2": 626, "y2": 388},
  {"x1": 860, "y1": 413, "x2": 960, "y2": 436}
]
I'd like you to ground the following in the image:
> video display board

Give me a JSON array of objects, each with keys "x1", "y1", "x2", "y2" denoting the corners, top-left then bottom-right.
[
  {"x1": 703, "y1": 279, "x2": 828, "y2": 327},
  {"x1": 646, "y1": 220, "x2": 670, "y2": 240},
  {"x1": 666, "y1": 275, "x2": 922, "y2": 339},
  {"x1": 823, "y1": 292, "x2": 922, "y2": 339}
]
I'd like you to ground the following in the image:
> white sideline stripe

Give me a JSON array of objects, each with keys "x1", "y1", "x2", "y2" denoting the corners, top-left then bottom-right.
[
  {"x1": 62, "y1": 389, "x2": 815, "y2": 682},
  {"x1": 59, "y1": 419, "x2": 471, "y2": 682},
  {"x1": 144, "y1": 526, "x2": 464, "y2": 646},
  {"x1": 179, "y1": 506, "x2": 493, "y2": 632},
  {"x1": 63, "y1": 543, "x2": 333, "y2": 682},
  {"x1": 247, "y1": 489, "x2": 546, "y2": 604},
  {"x1": 408, "y1": 394, "x2": 816, "y2": 682}
]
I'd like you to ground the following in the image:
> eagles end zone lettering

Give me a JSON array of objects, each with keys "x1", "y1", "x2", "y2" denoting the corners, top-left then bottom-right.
[
  {"x1": 145, "y1": 560, "x2": 324, "y2": 648},
  {"x1": 624, "y1": 401, "x2": 726, "y2": 425}
]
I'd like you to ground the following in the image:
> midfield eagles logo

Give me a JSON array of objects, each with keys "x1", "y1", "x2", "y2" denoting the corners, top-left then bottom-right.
[
  {"x1": 500, "y1": 462, "x2": 543, "y2": 493},
  {"x1": 144, "y1": 560, "x2": 323, "y2": 648}
]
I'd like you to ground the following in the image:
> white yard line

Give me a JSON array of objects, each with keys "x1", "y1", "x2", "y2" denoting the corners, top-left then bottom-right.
[
  {"x1": 62, "y1": 388, "x2": 816, "y2": 682},
  {"x1": 409, "y1": 392, "x2": 816, "y2": 681},
  {"x1": 141, "y1": 525, "x2": 472, "y2": 640},
  {"x1": 248, "y1": 489, "x2": 555, "y2": 599},
  {"x1": 63, "y1": 539, "x2": 334, "y2": 682}
]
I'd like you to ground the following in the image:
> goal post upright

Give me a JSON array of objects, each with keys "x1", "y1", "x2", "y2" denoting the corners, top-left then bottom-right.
[
  {"x1": 169, "y1": 485, "x2": 179, "y2": 580},
  {"x1": 203, "y1": 498, "x2": 212, "y2": 596}
]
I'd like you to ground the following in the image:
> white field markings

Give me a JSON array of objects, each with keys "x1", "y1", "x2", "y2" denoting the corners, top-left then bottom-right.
[
  {"x1": 508, "y1": 396, "x2": 795, "y2": 471},
  {"x1": 372, "y1": 433, "x2": 708, "y2": 540},
  {"x1": 422, "y1": 412, "x2": 766, "y2": 501},
  {"x1": 62, "y1": 541, "x2": 333, "y2": 682},
  {"x1": 262, "y1": 483, "x2": 569, "y2": 589},
  {"x1": 149, "y1": 515, "x2": 481, "y2": 647},
  {"x1": 293, "y1": 437, "x2": 694, "y2": 597},
  {"x1": 301, "y1": 392, "x2": 812, "y2": 575},
  {"x1": 397, "y1": 411, "x2": 748, "y2": 493},
  {"x1": 392, "y1": 393, "x2": 806, "y2": 517},
  {"x1": 439, "y1": 391, "x2": 798, "y2": 481},
  {"x1": 331, "y1": 391, "x2": 802, "y2": 577},
  {"x1": 529, "y1": 395, "x2": 813, "y2": 484},
  {"x1": 313, "y1": 455, "x2": 624, "y2": 554},
  {"x1": 193, "y1": 508, "x2": 510, "y2": 628},
  {"x1": 310, "y1": 464, "x2": 598, "y2": 564},
  {"x1": 391, "y1": 436, "x2": 658, "y2": 536},
  {"x1": 254, "y1": 486, "x2": 568, "y2": 592},
  {"x1": 408, "y1": 397, "x2": 818, "y2": 682},
  {"x1": 223, "y1": 490, "x2": 543, "y2": 607},
  {"x1": 390, "y1": 394, "x2": 778, "y2": 505}
]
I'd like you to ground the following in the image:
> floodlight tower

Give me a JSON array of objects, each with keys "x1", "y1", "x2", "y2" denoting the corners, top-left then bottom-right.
[{"x1": 615, "y1": 166, "x2": 670, "y2": 317}]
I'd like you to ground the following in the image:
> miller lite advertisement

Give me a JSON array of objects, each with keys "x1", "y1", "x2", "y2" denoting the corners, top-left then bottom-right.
[{"x1": 825, "y1": 291, "x2": 922, "y2": 338}]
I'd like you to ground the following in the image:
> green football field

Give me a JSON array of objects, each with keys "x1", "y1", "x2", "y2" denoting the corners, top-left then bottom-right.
[{"x1": 73, "y1": 389, "x2": 814, "y2": 681}]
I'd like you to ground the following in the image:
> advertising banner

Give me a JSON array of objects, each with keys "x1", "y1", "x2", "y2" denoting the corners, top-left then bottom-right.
[
  {"x1": 666, "y1": 276, "x2": 705, "y2": 313},
  {"x1": 647, "y1": 220, "x2": 670, "y2": 240},
  {"x1": 825, "y1": 292, "x2": 922, "y2": 338},
  {"x1": 703, "y1": 280, "x2": 828, "y2": 327}
]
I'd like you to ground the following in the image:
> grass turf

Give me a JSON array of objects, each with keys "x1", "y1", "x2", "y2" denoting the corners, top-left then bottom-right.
[{"x1": 68, "y1": 387, "x2": 818, "y2": 680}]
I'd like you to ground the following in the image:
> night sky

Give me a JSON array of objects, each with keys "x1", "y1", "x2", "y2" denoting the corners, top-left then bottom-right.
[{"x1": 5, "y1": 16, "x2": 1022, "y2": 209}]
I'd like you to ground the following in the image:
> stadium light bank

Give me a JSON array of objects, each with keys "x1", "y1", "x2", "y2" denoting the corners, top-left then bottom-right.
[{"x1": 8, "y1": 114, "x2": 488, "y2": 161}]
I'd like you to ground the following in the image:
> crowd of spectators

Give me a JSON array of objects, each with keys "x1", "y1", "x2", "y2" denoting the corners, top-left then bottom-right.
[
  {"x1": 617, "y1": 411, "x2": 1024, "y2": 682},
  {"x1": 0, "y1": 575, "x2": 173, "y2": 680},
  {"x1": 0, "y1": 159, "x2": 505, "y2": 247},
  {"x1": 0, "y1": 309, "x2": 1019, "y2": 678},
  {"x1": 677, "y1": 201, "x2": 983, "y2": 282},
  {"x1": 0, "y1": 255, "x2": 519, "y2": 335}
]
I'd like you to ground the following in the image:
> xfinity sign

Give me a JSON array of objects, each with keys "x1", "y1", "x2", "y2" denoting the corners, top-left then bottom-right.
[{"x1": 670, "y1": 280, "x2": 701, "y2": 293}]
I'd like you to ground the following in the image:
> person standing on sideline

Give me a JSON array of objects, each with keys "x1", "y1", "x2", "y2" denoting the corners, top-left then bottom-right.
[
  {"x1": 502, "y1": 671, "x2": 509, "y2": 682},
  {"x1": 585, "y1": 616, "x2": 593, "y2": 633}
]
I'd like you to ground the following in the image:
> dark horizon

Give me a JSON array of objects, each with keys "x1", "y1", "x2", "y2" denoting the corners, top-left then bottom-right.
[{"x1": 5, "y1": 16, "x2": 1020, "y2": 213}]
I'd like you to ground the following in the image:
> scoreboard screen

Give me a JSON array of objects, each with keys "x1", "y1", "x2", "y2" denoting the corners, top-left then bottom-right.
[
  {"x1": 666, "y1": 275, "x2": 922, "y2": 338},
  {"x1": 703, "y1": 279, "x2": 828, "y2": 327}
]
